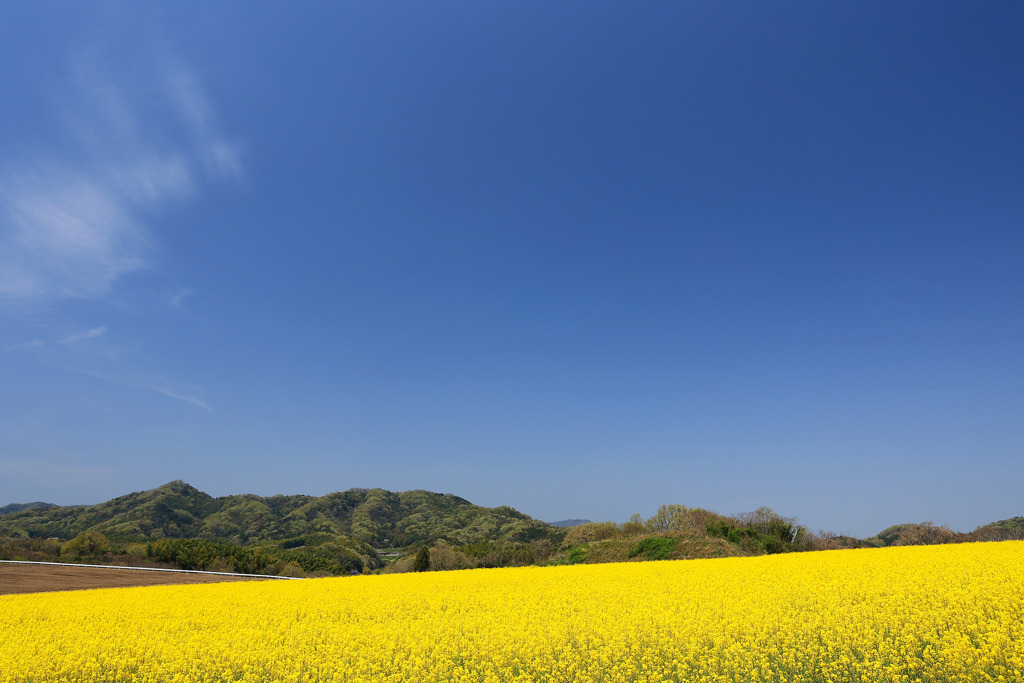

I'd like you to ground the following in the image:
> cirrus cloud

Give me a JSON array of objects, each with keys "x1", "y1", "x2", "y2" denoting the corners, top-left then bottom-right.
[{"x1": 0, "y1": 44, "x2": 240, "y2": 306}]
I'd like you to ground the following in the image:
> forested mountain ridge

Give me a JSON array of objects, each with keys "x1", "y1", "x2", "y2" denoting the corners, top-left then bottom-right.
[
  {"x1": 0, "y1": 502, "x2": 59, "y2": 516},
  {"x1": 2, "y1": 483, "x2": 1020, "y2": 578},
  {"x1": 0, "y1": 480, "x2": 561, "y2": 550}
]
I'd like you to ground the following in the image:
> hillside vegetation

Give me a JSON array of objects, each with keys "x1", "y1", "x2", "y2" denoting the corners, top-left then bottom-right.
[
  {"x1": 0, "y1": 481, "x2": 564, "y2": 576},
  {"x1": 0, "y1": 480, "x2": 552, "y2": 548},
  {"x1": 0, "y1": 502, "x2": 58, "y2": 516},
  {"x1": 1, "y1": 482, "x2": 1020, "y2": 577}
]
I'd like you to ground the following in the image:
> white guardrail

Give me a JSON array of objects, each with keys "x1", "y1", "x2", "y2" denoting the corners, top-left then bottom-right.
[{"x1": 0, "y1": 559, "x2": 302, "y2": 579}]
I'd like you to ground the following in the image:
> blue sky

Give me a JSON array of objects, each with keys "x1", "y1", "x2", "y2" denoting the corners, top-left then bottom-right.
[{"x1": 1, "y1": 2, "x2": 1022, "y2": 537}]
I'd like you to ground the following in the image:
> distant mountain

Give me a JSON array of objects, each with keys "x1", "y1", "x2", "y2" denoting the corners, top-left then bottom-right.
[
  {"x1": 0, "y1": 480, "x2": 562, "y2": 551},
  {"x1": 548, "y1": 519, "x2": 592, "y2": 528},
  {"x1": 0, "y1": 502, "x2": 58, "y2": 516}
]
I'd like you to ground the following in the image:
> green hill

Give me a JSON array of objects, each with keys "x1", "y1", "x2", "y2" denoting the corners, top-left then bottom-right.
[
  {"x1": 0, "y1": 502, "x2": 59, "y2": 516},
  {"x1": 2, "y1": 484, "x2": 1018, "y2": 577},
  {"x1": 978, "y1": 516, "x2": 1024, "y2": 534},
  {"x1": 865, "y1": 518, "x2": 1024, "y2": 547},
  {"x1": 0, "y1": 480, "x2": 560, "y2": 551}
]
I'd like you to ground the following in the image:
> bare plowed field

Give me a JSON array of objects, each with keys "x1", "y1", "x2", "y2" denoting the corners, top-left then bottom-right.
[{"x1": 0, "y1": 564, "x2": 269, "y2": 595}]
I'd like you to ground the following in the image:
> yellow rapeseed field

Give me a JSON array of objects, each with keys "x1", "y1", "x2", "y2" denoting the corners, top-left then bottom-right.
[{"x1": 1, "y1": 541, "x2": 1021, "y2": 682}]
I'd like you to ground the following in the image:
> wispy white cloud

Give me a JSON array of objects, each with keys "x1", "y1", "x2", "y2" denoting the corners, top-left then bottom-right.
[
  {"x1": 0, "y1": 170, "x2": 151, "y2": 300},
  {"x1": 1, "y1": 26, "x2": 231, "y2": 420},
  {"x1": 151, "y1": 387, "x2": 212, "y2": 412},
  {"x1": 60, "y1": 326, "x2": 108, "y2": 344},
  {"x1": 162, "y1": 59, "x2": 244, "y2": 182},
  {"x1": 6, "y1": 325, "x2": 108, "y2": 351},
  {"x1": 110, "y1": 154, "x2": 196, "y2": 205},
  {"x1": 5, "y1": 338, "x2": 47, "y2": 351},
  {"x1": 0, "y1": 40, "x2": 239, "y2": 306},
  {"x1": 76, "y1": 368, "x2": 212, "y2": 412},
  {"x1": 166, "y1": 286, "x2": 194, "y2": 308}
]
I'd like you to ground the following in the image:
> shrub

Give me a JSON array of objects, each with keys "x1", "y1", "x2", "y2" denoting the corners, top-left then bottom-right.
[
  {"x1": 628, "y1": 537, "x2": 679, "y2": 561},
  {"x1": 645, "y1": 505, "x2": 721, "y2": 534},
  {"x1": 890, "y1": 522, "x2": 955, "y2": 547},
  {"x1": 429, "y1": 545, "x2": 474, "y2": 571},
  {"x1": 279, "y1": 562, "x2": 307, "y2": 578},
  {"x1": 60, "y1": 531, "x2": 111, "y2": 559},
  {"x1": 566, "y1": 545, "x2": 588, "y2": 565},
  {"x1": 705, "y1": 508, "x2": 805, "y2": 555},
  {"x1": 561, "y1": 522, "x2": 622, "y2": 548}
]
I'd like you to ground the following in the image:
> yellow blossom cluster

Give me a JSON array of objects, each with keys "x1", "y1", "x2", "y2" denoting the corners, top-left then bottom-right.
[{"x1": 1, "y1": 541, "x2": 1021, "y2": 682}]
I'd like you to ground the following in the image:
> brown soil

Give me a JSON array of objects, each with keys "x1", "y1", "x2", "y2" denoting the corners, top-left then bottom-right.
[{"x1": 0, "y1": 563, "x2": 272, "y2": 596}]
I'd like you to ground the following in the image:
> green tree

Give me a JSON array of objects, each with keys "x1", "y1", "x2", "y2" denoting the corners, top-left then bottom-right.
[
  {"x1": 60, "y1": 530, "x2": 111, "y2": 559},
  {"x1": 621, "y1": 513, "x2": 646, "y2": 535},
  {"x1": 428, "y1": 545, "x2": 474, "y2": 571},
  {"x1": 646, "y1": 504, "x2": 693, "y2": 532},
  {"x1": 412, "y1": 546, "x2": 431, "y2": 572},
  {"x1": 278, "y1": 561, "x2": 307, "y2": 578}
]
